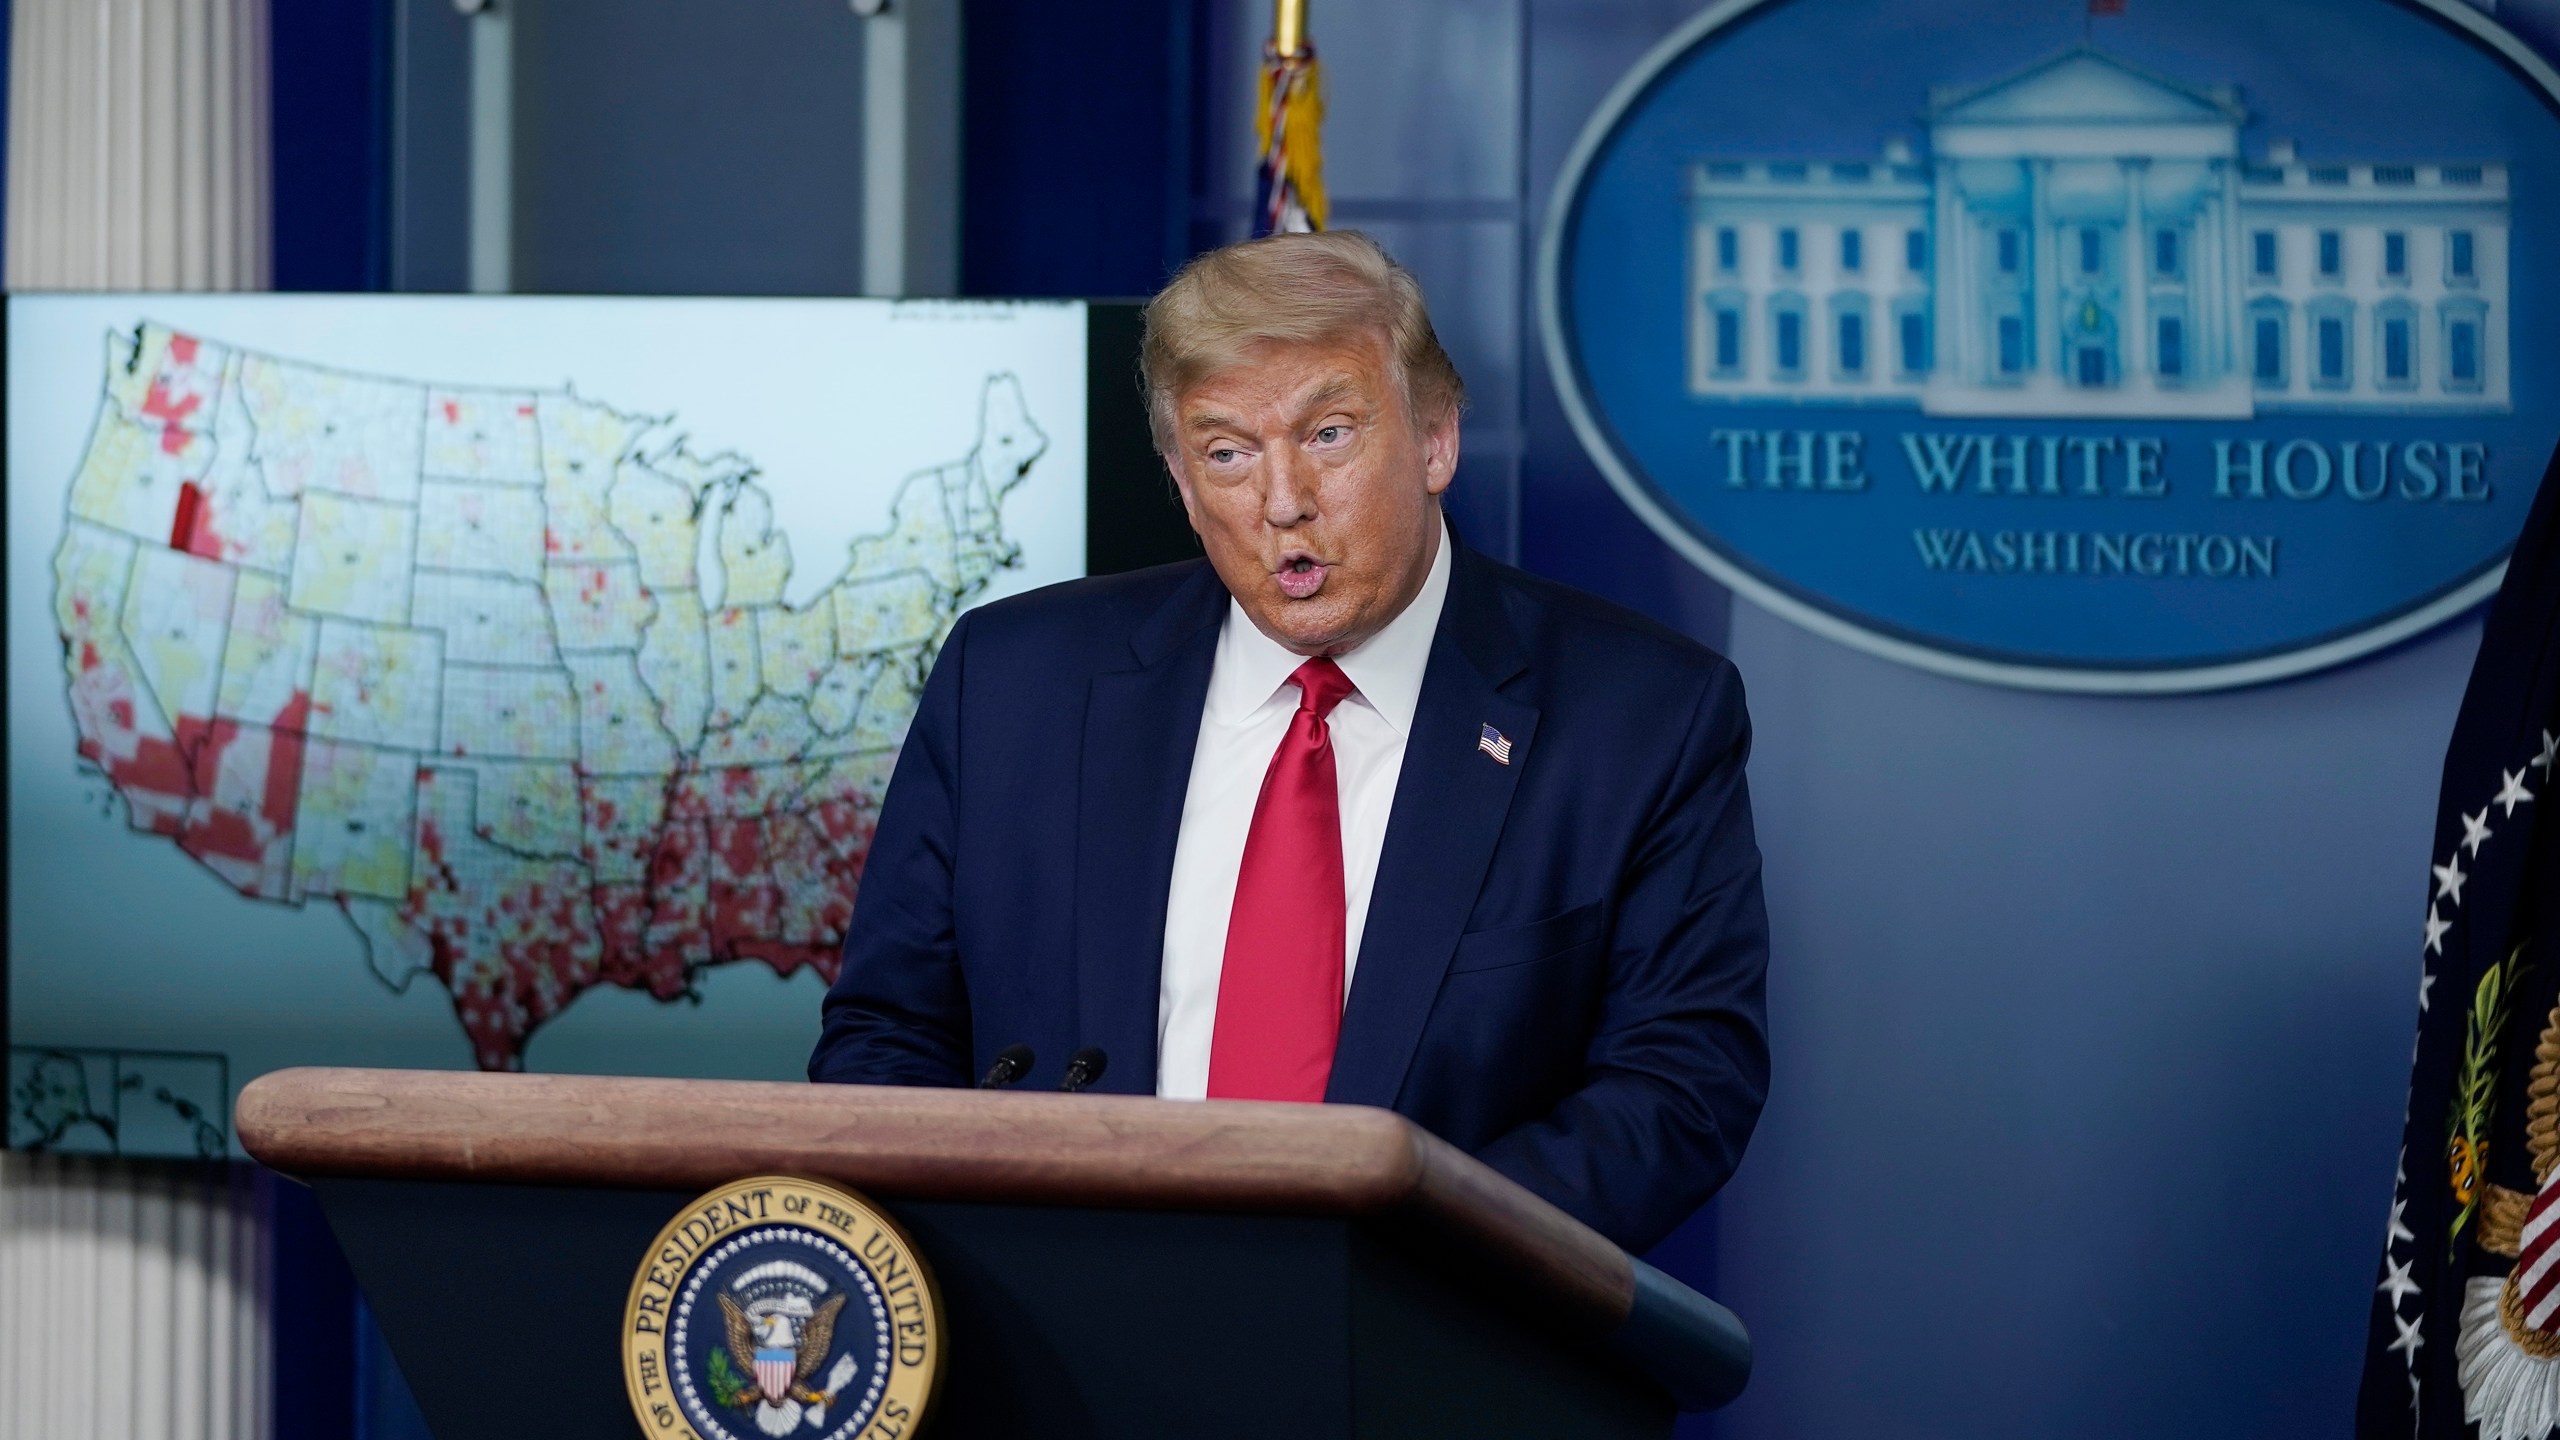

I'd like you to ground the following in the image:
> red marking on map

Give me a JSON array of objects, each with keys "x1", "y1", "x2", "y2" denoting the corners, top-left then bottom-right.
[
  {"x1": 178, "y1": 701, "x2": 309, "y2": 898},
  {"x1": 170, "y1": 481, "x2": 209, "y2": 553},
  {"x1": 56, "y1": 328, "x2": 1027, "y2": 1070},
  {"x1": 139, "y1": 356, "x2": 211, "y2": 458},
  {"x1": 142, "y1": 382, "x2": 201, "y2": 454},
  {"x1": 349, "y1": 761, "x2": 881, "y2": 1069},
  {"x1": 60, "y1": 625, "x2": 308, "y2": 890}
]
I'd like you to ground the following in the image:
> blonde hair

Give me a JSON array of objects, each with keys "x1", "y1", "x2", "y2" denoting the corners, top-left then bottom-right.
[{"x1": 1140, "y1": 230, "x2": 1467, "y2": 455}]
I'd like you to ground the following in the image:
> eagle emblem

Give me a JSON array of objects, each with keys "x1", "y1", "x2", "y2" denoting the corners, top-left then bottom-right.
[
  {"x1": 625, "y1": 1180, "x2": 938, "y2": 1440},
  {"x1": 712, "y1": 1261, "x2": 861, "y2": 1436}
]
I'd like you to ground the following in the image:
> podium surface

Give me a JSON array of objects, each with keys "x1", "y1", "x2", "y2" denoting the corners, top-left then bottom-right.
[{"x1": 238, "y1": 1067, "x2": 1745, "y2": 1438}]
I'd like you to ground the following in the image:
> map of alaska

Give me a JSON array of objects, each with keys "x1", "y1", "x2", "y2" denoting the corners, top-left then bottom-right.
[{"x1": 52, "y1": 322, "x2": 1048, "y2": 1068}]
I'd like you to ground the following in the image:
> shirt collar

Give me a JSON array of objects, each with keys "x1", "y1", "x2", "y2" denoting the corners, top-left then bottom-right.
[{"x1": 1204, "y1": 514, "x2": 1453, "y2": 735}]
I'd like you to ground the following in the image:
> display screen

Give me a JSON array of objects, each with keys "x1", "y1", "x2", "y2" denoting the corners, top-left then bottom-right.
[{"x1": 5, "y1": 294, "x2": 1095, "y2": 1156}]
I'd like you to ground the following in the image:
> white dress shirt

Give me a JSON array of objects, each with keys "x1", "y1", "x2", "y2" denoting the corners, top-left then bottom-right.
[{"x1": 1154, "y1": 518, "x2": 1454, "y2": 1099}]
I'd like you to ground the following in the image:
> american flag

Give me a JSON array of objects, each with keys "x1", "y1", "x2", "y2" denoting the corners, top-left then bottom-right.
[
  {"x1": 2514, "y1": 1177, "x2": 2560, "y2": 1332},
  {"x1": 1477, "y1": 724, "x2": 1512, "y2": 765}
]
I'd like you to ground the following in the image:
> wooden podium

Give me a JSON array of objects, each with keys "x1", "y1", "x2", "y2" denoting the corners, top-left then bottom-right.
[{"x1": 236, "y1": 1068, "x2": 1747, "y2": 1438}]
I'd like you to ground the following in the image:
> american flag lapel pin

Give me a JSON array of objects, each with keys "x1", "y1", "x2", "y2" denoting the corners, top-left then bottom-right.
[{"x1": 1477, "y1": 723, "x2": 1513, "y2": 765}]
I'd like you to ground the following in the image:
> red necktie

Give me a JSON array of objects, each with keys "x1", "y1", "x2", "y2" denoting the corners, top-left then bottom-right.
[{"x1": 1207, "y1": 657, "x2": 1355, "y2": 1102}]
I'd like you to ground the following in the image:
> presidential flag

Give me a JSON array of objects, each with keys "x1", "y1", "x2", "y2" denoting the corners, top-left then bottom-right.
[{"x1": 2359, "y1": 442, "x2": 2560, "y2": 1438}]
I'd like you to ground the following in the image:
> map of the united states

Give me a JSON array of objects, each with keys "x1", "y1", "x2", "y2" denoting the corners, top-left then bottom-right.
[{"x1": 51, "y1": 323, "x2": 1044, "y2": 1069}]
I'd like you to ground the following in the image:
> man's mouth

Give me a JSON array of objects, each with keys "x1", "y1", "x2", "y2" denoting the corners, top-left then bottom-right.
[{"x1": 1275, "y1": 553, "x2": 1330, "y2": 600}]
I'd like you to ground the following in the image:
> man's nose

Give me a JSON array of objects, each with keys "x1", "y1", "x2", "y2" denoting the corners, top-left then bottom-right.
[{"x1": 1262, "y1": 446, "x2": 1317, "y2": 527}]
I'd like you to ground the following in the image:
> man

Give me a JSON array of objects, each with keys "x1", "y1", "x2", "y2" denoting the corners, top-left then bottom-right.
[{"x1": 809, "y1": 232, "x2": 1768, "y2": 1253}]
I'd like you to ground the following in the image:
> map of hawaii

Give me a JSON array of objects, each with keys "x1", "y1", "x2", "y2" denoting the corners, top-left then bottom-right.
[{"x1": 52, "y1": 322, "x2": 1046, "y2": 1069}]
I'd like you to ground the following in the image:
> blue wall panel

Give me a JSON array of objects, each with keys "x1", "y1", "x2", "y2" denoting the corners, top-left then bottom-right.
[
  {"x1": 271, "y1": 0, "x2": 391, "y2": 291},
  {"x1": 962, "y1": 0, "x2": 1193, "y2": 298},
  {"x1": 1523, "y1": 0, "x2": 1736, "y2": 649},
  {"x1": 1713, "y1": 609, "x2": 2476, "y2": 1435},
  {"x1": 1511, "y1": 3, "x2": 2552, "y2": 1435},
  {"x1": 510, "y1": 0, "x2": 868, "y2": 296}
]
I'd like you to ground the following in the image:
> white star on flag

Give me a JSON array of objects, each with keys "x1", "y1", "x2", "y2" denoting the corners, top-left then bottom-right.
[
  {"x1": 2426, "y1": 906, "x2": 2453, "y2": 955},
  {"x1": 2390, "y1": 1198, "x2": 2416, "y2": 1245},
  {"x1": 2538, "y1": 730, "x2": 2560, "y2": 781},
  {"x1": 2434, "y1": 855, "x2": 2469, "y2": 905},
  {"x1": 2380, "y1": 1255, "x2": 2421, "y2": 1308},
  {"x1": 2496, "y1": 767, "x2": 2536, "y2": 818},
  {"x1": 2420, "y1": 973, "x2": 2436, "y2": 1012},
  {"x1": 2462, "y1": 807, "x2": 2495, "y2": 857},
  {"x1": 2389, "y1": 1311, "x2": 2427, "y2": 1358}
]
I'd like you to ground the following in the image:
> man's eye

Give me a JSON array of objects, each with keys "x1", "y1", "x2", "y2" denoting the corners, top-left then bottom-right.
[
  {"x1": 1314, "y1": 425, "x2": 1349, "y2": 445},
  {"x1": 1208, "y1": 448, "x2": 1239, "y2": 464}
]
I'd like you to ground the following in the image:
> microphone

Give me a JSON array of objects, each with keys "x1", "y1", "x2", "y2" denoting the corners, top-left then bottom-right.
[
  {"x1": 976, "y1": 1044, "x2": 1035, "y2": 1089},
  {"x1": 1057, "y1": 1047, "x2": 1109, "y2": 1093}
]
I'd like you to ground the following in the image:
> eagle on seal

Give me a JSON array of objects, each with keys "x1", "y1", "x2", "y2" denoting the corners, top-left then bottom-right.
[{"x1": 718, "y1": 1291, "x2": 858, "y2": 1435}]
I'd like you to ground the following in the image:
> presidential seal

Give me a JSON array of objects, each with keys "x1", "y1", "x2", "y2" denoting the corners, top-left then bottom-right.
[{"x1": 624, "y1": 1176, "x2": 942, "y2": 1440}]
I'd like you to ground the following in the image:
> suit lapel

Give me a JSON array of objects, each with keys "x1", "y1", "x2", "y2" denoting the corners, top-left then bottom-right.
[
  {"x1": 1074, "y1": 563, "x2": 1225, "y2": 1094},
  {"x1": 1328, "y1": 544, "x2": 1536, "y2": 1108}
]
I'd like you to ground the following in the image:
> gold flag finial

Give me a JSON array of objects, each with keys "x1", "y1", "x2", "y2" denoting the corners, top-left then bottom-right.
[{"x1": 1274, "y1": 0, "x2": 1308, "y2": 60}]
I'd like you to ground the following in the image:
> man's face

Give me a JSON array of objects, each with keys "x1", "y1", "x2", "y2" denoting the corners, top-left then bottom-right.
[{"x1": 1166, "y1": 333, "x2": 1458, "y2": 657}]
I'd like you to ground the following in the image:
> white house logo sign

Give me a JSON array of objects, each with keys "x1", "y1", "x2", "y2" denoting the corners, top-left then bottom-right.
[{"x1": 1541, "y1": 0, "x2": 2560, "y2": 691}]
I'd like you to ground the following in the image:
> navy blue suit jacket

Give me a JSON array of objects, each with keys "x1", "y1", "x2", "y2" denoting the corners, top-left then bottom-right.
[{"x1": 809, "y1": 540, "x2": 1770, "y2": 1252}]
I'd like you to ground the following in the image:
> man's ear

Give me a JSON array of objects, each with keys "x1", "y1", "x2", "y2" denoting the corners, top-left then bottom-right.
[{"x1": 1422, "y1": 410, "x2": 1462, "y2": 497}]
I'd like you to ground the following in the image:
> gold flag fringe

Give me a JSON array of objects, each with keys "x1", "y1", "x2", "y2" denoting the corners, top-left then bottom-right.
[{"x1": 1256, "y1": 49, "x2": 1328, "y2": 232}]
